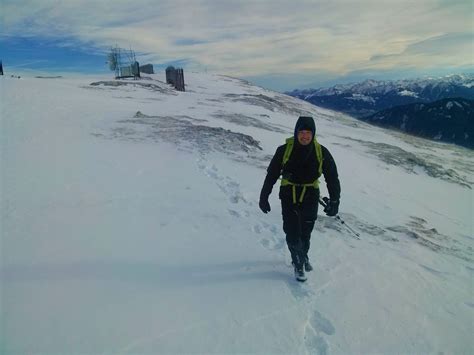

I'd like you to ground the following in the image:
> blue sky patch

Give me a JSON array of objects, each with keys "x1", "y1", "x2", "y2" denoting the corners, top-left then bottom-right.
[{"x1": 0, "y1": 36, "x2": 109, "y2": 73}]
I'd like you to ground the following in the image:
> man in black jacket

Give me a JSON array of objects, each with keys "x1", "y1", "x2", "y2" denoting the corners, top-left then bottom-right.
[{"x1": 259, "y1": 116, "x2": 341, "y2": 282}]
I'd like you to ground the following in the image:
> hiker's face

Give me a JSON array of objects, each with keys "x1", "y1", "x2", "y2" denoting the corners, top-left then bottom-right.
[{"x1": 297, "y1": 130, "x2": 313, "y2": 145}]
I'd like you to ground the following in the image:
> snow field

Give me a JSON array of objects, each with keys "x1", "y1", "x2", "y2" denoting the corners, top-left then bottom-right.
[{"x1": 1, "y1": 73, "x2": 473, "y2": 354}]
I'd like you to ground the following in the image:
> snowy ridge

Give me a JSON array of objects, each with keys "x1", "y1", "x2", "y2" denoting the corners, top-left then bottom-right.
[
  {"x1": 1, "y1": 72, "x2": 473, "y2": 354},
  {"x1": 288, "y1": 73, "x2": 474, "y2": 120},
  {"x1": 297, "y1": 73, "x2": 474, "y2": 97}
]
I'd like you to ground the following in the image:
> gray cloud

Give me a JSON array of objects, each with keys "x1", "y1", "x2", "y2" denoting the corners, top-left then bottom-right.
[
  {"x1": 404, "y1": 32, "x2": 473, "y2": 56},
  {"x1": 369, "y1": 32, "x2": 473, "y2": 69},
  {"x1": 371, "y1": 33, "x2": 473, "y2": 58}
]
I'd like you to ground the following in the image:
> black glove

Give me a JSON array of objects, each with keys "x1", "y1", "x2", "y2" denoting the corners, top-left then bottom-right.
[
  {"x1": 323, "y1": 197, "x2": 339, "y2": 216},
  {"x1": 259, "y1": 196, "x2": 271, "y2": 214}
]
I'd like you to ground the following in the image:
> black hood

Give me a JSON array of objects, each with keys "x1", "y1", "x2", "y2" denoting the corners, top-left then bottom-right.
[
  {"x1": 293, "y1": 116, "x2": 316, "y2": 140},
  {"x1": 282, "y1": 116, "x2": 318, "y2": 184}
]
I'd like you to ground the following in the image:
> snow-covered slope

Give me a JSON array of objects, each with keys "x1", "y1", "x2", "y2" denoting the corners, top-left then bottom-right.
[{"x1": 1, "y1": 72, "x2": 473, "y2": 354}]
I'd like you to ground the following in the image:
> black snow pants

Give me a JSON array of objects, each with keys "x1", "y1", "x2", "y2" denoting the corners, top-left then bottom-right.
[{"x1": 280, "y1": 186, "x2": 319, "y2": 268}]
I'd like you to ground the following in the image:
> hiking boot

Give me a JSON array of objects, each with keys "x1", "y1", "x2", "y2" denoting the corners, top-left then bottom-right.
[
  {"x1": 304, "y1": 258, "x2": 313, "y2": 272},
  {"x1": 294, "y1": 266, "x2": 307, "y2": 282}
]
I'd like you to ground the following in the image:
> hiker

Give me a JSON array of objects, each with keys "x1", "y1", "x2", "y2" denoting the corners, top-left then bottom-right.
[{"x1": 259, "y1": 116, "x2": 341, "y2": 282}]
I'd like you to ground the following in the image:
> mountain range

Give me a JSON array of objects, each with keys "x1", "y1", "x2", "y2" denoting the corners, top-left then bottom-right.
[
  {"x1": 286, "y1": 74, "x2": 474, "y2": 148},
  {"x1": 362, "y1": 97, "x2": 474, "y2": 148}
]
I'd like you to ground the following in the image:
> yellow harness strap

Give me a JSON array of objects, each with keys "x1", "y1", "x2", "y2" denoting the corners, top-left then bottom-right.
[
  {"x1": 280, "y1": 137, "x2": 323, "y2": 204},
  {"x1": 283, "y1": 180, "x2": 319, "y2": 204}
]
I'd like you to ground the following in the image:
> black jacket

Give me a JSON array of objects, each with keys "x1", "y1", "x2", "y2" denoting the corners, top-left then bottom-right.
[{"x1": 260, "y1": 141, "x2": 341, "y2": 203}]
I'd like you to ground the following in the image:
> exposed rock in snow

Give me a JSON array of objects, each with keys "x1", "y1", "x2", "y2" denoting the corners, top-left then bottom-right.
[{"x1": 112, "y1": 111, "x2": 263, "y2": 157}]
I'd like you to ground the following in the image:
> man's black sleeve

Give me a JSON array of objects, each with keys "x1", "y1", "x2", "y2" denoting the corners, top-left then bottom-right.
[
  {"x1": 321, "y1": 145, "x2": 341, "y2": 201},
  {"x1": 260, "y1": 145, "x2": 285, "y2": 200}
]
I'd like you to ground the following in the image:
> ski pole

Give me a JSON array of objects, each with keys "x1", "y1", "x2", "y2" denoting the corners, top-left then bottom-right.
[{"x1": 319, "y1": 198, "x2": 361, "y2": 240}]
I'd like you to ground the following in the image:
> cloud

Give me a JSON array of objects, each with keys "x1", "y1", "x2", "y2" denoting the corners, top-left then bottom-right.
[
  {"x1": 368, "y1": 32, "x2": 473, "y2": 70},
  {"x1": 1, "y1": 0, "x2": 472, "y2": 82},
  {"x1": 404, "y1": 32, "x2": 473, "y2": 57}
]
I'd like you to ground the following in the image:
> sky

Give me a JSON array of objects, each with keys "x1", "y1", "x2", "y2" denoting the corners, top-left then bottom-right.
[{"x1": 1, "y1": 0, "x2": 473, "y2": 91}]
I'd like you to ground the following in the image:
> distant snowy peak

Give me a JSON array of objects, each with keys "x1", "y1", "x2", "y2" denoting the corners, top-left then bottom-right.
[
  {"x1": 294, "y1": 73, "x2": 474, "y2": 97},
  {"x1": 287, "y1": 73, "x2": 474, "y2": 118},
  {"x1": 399, "y1": 90, "x2": 419, "y2": 98}
]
